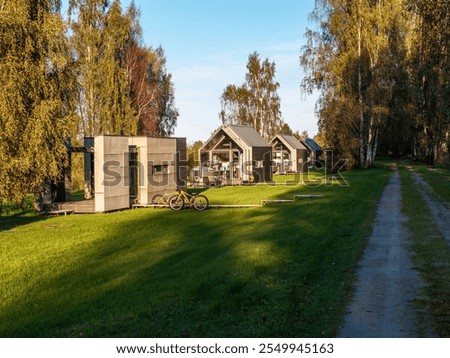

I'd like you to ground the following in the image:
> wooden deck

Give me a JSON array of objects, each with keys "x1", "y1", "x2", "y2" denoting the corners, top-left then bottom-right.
[
  {"x1": 293, "y1": 194, "x2": 324, "y2": 199},
  {"x1": 44, "y1": 209, "x2": 74, "y2": 216},
  {"x1": 45, "y1": 199, "x2": 95, "y2": 214},
  {"x1": 261, "y1": 199, "x2": 294, "y2": 205}
]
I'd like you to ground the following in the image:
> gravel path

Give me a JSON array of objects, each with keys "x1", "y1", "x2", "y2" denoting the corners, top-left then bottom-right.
[
  {"x1": 409, "y1": 169, "x2": 450, "y2": 245},
  {"x1": 339, "y1": 168, "x2": 424, "y2": 337}
]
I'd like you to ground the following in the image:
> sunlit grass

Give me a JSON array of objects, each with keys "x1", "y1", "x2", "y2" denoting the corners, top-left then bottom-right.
[{"x1": 0, "y1": 163, "x2": 391, "y2": 337}]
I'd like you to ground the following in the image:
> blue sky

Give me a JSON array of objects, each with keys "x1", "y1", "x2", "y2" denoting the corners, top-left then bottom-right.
[{"x1": 66, "y1": 0, "x2": 319, "y2": 142}]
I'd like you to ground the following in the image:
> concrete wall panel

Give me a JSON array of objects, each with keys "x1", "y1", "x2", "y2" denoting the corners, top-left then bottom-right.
[
  {"x1": 95, "y1": 136, "x2": 130, "y2": 212},
  {"x1": 93, "y1": 135, "x2": 186, "y2": 211}
]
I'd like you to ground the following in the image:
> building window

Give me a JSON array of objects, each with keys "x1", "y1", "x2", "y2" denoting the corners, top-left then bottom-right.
[{"x1": 153, "y1": 164, "x2": 169, "y2": 174}]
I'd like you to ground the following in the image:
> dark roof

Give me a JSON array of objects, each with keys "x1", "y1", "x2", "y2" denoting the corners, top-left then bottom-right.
[
  {"x1": 226, "y1": 125, "x2": 270, "y2": 147},
  {"x1": 272, "y1": 135, "x2": 307, "y2": 150},
  {"x1": 304, "y1": 138, "x2": 322, "y2": 151}
]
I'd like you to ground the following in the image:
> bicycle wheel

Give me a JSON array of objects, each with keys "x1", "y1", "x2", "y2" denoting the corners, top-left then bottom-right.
[
  {"x1": 192, "y1": 195, "x2": 209, "y2": 211},
  {"x1": 168, "y1": 195, "x2": 185, "y2": 211}
]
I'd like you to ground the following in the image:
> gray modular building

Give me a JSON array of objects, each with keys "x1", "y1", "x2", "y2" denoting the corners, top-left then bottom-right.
[
  {"x1": 45, "y1": 135, "x2": 186, "y2": 213},
  {"x1": 92, "y1": 135, "x2": 186, "y2": 212}
]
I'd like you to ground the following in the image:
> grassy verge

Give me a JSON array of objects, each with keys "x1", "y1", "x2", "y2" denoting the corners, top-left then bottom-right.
[
  {"x1": 0, "y1": 164, "x2": 391, "y2": 337},
  {"x1": 399, "y1": 166, "x2": 450, "y2": 336},
  {"x1": 407, "y1": 163, "x2": 450, "y2": 203}
]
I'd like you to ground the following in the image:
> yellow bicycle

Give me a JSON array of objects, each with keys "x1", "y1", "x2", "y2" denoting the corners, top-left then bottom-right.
[{"x1": 168, "y1": 190, "x2": 209, "y2": 211}]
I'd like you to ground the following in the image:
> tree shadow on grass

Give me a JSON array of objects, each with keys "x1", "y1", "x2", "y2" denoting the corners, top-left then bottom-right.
[
  {"x1": 0, "y1": 169, "x2": 390, "y2": 338},
  {"x1": 0, "y1": 212, "x2": 45, "y2": 232}
]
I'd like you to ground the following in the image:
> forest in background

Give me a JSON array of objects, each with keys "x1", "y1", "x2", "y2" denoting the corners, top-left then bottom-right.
[
  {"x1": 301, "y1": 0, "x2": 449, "y2": 168},
  {"x1": 0, "y1": 0, "x2": 178, "y2": 203}
]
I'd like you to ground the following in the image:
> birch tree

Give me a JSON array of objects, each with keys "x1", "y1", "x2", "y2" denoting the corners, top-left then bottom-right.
[
  {"x1": 301, "y1": 0, "x2": 409, "y2": 168},
  {"x1": 98, "y1": 0, "x2": 136, "y2": 135},
  {"x1": 68, "y1": 0, "x2": 137, "y2": 136},
  {"x1": 220, "y1": 52, "x2": 283, "y2": 141}
]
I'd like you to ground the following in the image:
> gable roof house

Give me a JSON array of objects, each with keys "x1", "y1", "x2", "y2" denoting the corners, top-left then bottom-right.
[
  {"x1": 302, "y1": 138, "x2": 323, "y2": 163},
  {"x1": 199, "y1": 125, "x2": 272, "y2": 184},
  {"x1": 270, "y1": 134, "x2": 309, "y2": 173}
]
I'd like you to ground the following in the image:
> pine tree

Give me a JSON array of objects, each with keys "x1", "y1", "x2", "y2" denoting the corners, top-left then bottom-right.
[{"x1": 0, "y1": 0, "x2": 76, "y2": 204}]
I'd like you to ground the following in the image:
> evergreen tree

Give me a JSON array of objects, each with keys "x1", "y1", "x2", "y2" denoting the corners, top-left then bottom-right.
[{"x1": 0, "y1": 0, "x2": 76, "y2": 204}]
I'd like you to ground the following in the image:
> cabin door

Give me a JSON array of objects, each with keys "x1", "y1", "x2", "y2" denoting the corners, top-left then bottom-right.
[{"x1": 129, "y1": 146, "x2": 138, "y2": 203}]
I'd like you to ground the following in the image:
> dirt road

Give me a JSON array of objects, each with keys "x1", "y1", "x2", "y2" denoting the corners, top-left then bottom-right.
[{"x1": 339, "y1": 168, "x2": 424, "y2": 337}]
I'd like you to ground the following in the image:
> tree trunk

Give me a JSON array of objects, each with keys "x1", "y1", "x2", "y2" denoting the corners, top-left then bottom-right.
[{"x1": 357, "y1": 12, "x2": 366, "y2": 168}]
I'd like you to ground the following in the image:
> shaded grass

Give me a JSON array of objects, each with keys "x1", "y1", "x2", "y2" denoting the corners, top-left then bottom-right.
[
  {"x1": 0, "y1": 195, "x2": 42, "y2": 232},
  {"x1": 0, "y1": 194, "x2": 34, "y2": 217},
  {"x1": 0, "y1": 165, "x2": 391, "y2": 337},
  {"x1": 399, "y1": 166, "x2": 450, "y2": 336}
]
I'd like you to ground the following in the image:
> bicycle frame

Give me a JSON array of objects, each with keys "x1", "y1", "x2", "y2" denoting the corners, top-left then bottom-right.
[{"x1": 152, "y1": 191, "x2": 178, "y2": 206}]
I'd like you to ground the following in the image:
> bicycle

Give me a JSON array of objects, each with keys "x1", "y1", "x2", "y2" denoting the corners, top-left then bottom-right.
[{"x1": 168, "y1": 190, "x2": 209, "y2": 211}]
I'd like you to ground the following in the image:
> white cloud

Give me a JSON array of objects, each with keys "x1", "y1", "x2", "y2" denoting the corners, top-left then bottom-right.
[{"x1": 172, "y1": 48, "x2": 319, "y2": 143}]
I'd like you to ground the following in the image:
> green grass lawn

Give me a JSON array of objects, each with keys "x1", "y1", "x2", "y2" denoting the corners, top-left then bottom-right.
[
  {"x1": 399, "y1": 165, "x2": 450, "y2": 336},
  {"x1": 409, "y1": 164, "x2": 450, "y2": 203},
  {"x1": 0, "y1": 164, "x2": 391, "y2": 337}
]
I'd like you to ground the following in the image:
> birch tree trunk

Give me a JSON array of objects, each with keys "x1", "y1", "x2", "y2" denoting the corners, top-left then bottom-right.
[{"x1": 357, "y1": 7, "x2": 366, "y2": 168}]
